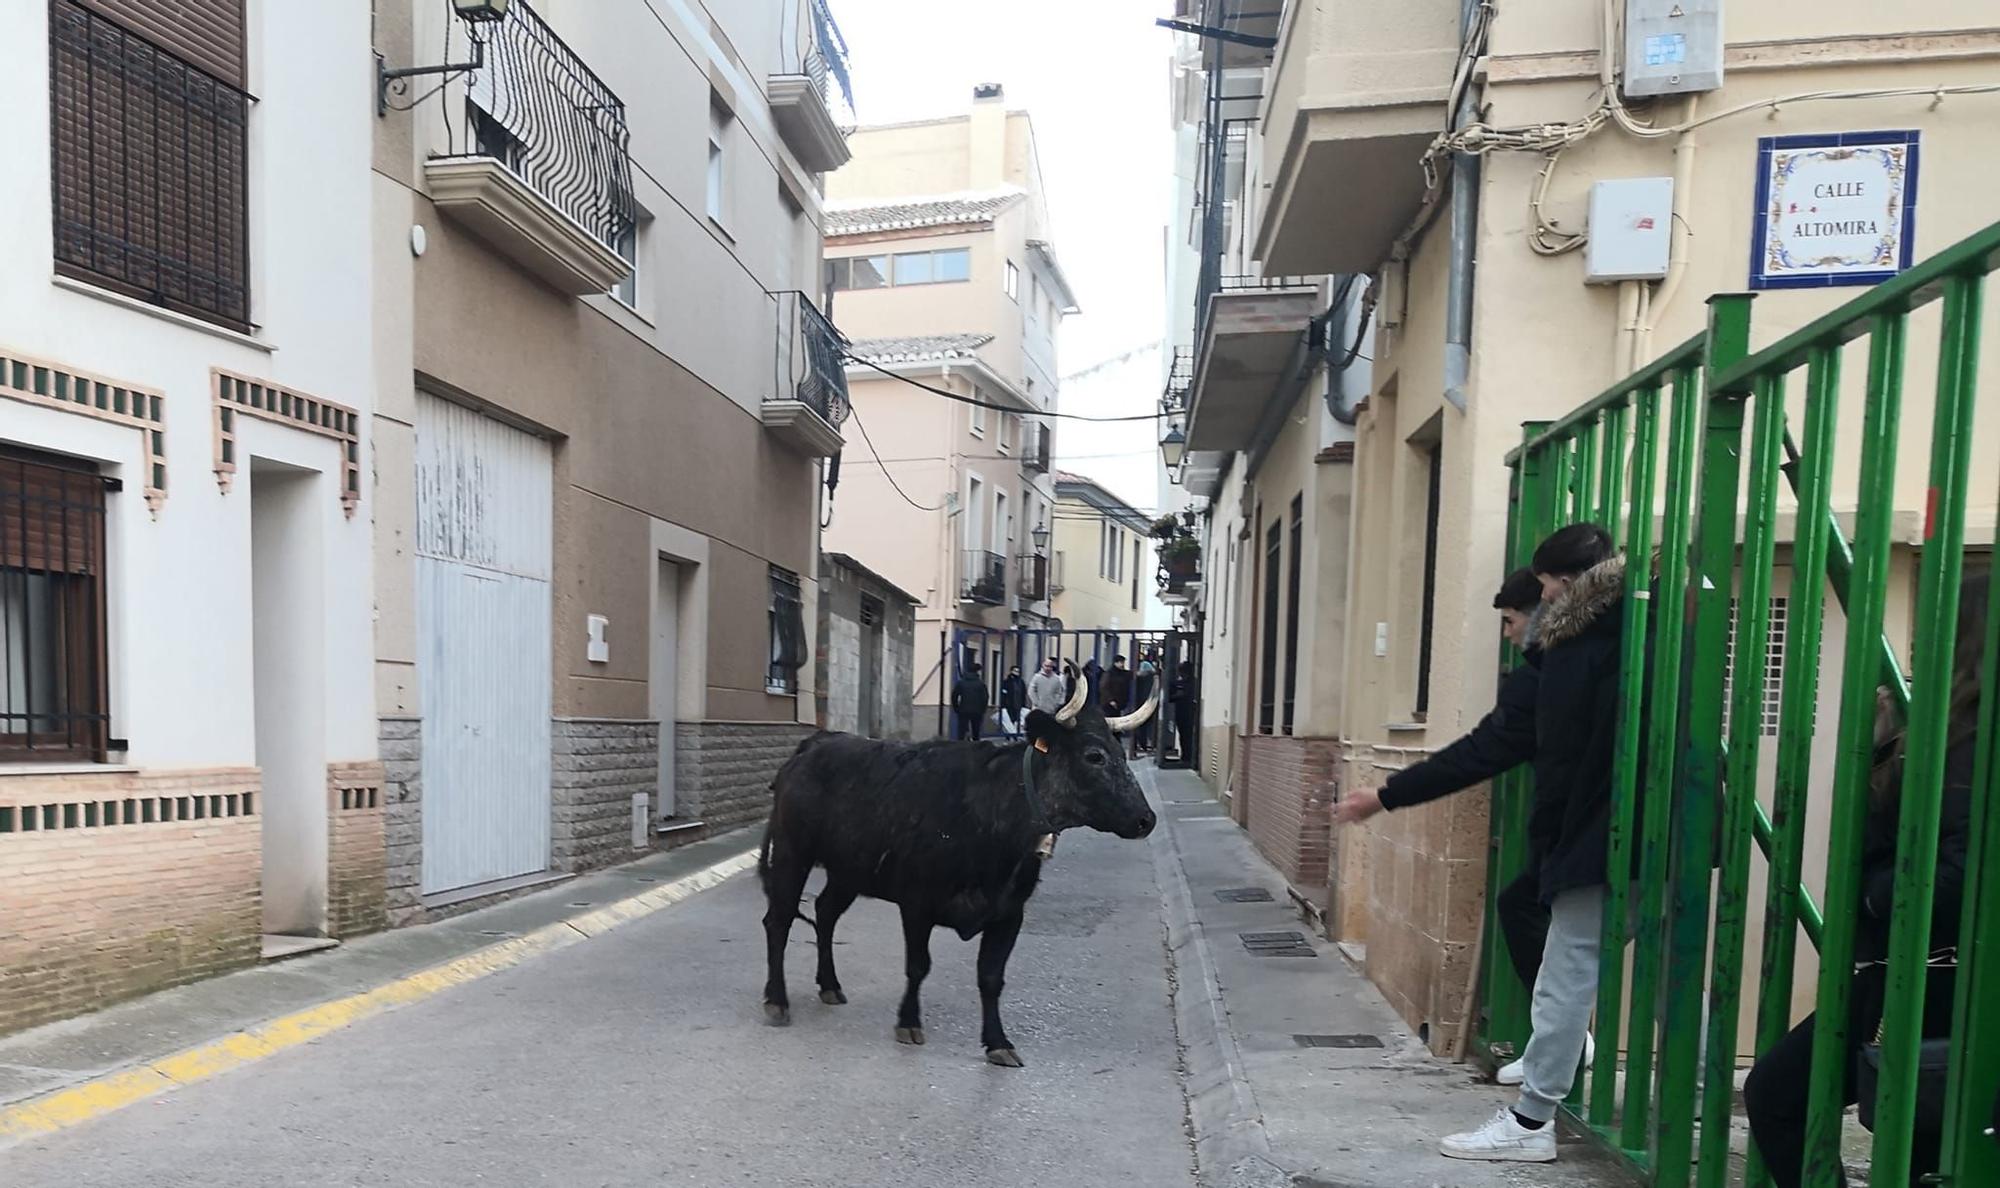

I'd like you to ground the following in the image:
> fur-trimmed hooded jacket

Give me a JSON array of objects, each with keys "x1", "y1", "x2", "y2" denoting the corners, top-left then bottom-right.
[{"x1": 1526, "y1": 554, "x2": 1629, "y2": 902}]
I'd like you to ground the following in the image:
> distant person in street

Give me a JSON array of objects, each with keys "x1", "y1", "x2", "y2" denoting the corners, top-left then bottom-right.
[
  {"x1": 998, "y1": 665, "x2": 1029, "y2": 738},
  {"x1": 1337, "y1": 567, "x2": 1552, "y2": 1071},
  {"x1": 951, "y1": 663, "x2": 989, "y2": 741},
  {"x1": 1168, "y1": 660, "x2": 1198, "y2": 764},
  {"x1": 1101, "y1": 654, "x2": 1133, "y2": 717},
  {"x1": 1028, "y1": 658, "x2": 1067, "y2": 716},
  {"x1": 1133, "y1": 656, "x2": 1158, "y2": 755},
  {"x1": 1441, "y1": 523, "x2": 1624, "y2": 1163},
  {"x1": 1081, "y1": 655, "x2": 1103, "y2": 702},
  {"x1": 1742, "y1": 567, "x2": 1986, "y2": 1188},
  {"x1": 1062, "y1": 660, "x2": 1080, "y2": 702}
]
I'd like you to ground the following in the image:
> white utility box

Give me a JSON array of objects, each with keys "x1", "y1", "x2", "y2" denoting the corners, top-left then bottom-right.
[
  {"x1": 1623, "y1": 0, "x2": 1724, "y2": 98},
  {"x1": 1585, "y1": 177, "x2": 1674, "y2": 284}
]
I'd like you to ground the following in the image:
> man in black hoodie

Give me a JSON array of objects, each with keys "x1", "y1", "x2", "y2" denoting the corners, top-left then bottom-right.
[
  {"x1": 950, "y1": 662, "x2": 989, "y2": 741},
  {"x1": 1336, "y1": 568, "x2": 1548, "y2": 998},
  {"x1": 1443, "y1": 524, "x2": 1622, "y2": 1163}
]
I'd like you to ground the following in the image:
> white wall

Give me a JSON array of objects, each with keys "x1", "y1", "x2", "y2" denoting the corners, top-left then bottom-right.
[{"x1": 0, "y1": 0, "x2": 377, "y2": 768}]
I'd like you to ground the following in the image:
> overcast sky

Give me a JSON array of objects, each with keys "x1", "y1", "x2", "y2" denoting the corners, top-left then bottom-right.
[{"x1": 833, "y1": 0, "x2": 1178, "y2": 515}]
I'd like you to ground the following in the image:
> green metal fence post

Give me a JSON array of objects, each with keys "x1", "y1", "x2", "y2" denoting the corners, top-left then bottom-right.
[
  {"x1": 1622, "y1": 359, "x2": 1704, "y2": 1157},
  {"x1": 1805, "y1": 310, "x2": 1909, "y2": 1188},
  {"x1": 1590, "y1": 388, "x2": 1659, "y2": 1134},
  {"x1": 1870, "y1": 271, "x2": 1984, "y2": 1184},
  {"x1": 1697, "y1": 365, "x2": 1785, "y2": 1188},
  {"x1": 1747, "y1": 345, "x2": 1842, "y2": 1188}
]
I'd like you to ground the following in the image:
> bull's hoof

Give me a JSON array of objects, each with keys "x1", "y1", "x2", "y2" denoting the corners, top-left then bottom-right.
[
  {"x1": 986, "y1": 1048, "x2": 1025, "y2": 1068},
  {"x1": 764, "y1": 1002, "x2": 791, "y2": 1026},
  {"x1": 894, "y1": 1026, "x2": 926, "y2": 1046},
  {"x1": 819, "y1": 989, "x2": 848, "y2": 1005}
]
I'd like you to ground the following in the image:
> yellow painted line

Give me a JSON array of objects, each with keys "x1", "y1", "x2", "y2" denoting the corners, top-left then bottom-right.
[{"x1": 0, "y1": 847, "x2": 760, "y2": 1149}]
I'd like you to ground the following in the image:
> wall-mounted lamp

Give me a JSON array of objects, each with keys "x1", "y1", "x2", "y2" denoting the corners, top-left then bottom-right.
[
  {"x1": 1031, "y1": 517, "x2": 1050, "y2": 552},
  {"x1": 1159, "y1": 422, "x2": 1188, "y2": 472},
  {"x1": 377, "y1": 0, "x2": 512, "y2": 116}
]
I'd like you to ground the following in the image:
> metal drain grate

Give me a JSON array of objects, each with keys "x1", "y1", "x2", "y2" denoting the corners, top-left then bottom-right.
[
  {"x1": 1293, "y1": 1033, "x2": 1385, "y2": 1049},
  {"x1": 1215, "y1": 887, "x2": 1275, "y2": 903},
  {"x1": 1240, "y1": 930, "x2": 1318, "y2": 958}
]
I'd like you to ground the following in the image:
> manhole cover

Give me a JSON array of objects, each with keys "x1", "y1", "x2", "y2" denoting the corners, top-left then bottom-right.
[
  {"x1": 1294, "y1": 1033, "x2": 1385, "y2": 1049},
  {"x1": 1240, "y1": 930, "x2": 1318, "y2": 958},
  {"x1": 1215, "y1": 887, "x2": 1274, "y2": 903}
]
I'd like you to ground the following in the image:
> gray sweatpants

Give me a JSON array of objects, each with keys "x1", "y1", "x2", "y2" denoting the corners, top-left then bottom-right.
[{"x1": 1515, "y1": 884, "x2": 1604, "y2": 1124}]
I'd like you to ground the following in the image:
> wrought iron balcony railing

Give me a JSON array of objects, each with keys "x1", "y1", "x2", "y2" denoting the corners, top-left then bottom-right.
[
  {"x1": 962, "y1": 551, "x2": 1007, "y2": 606},
  {"x1": 1023, "y1": 423, "x2": 1051, "y2": 473},
  {"x1": 774, "y1": 291, "x2": 851, "y2": 427},
  {"x1": 49, "y1": 0, "x2": 252, "y2": 331},
  {"x1": 464, "y1": 0, "x2": 634, "y2": 251},
  {"x1": 804, "y1": 0, "x2": 855, "y2": 128}
]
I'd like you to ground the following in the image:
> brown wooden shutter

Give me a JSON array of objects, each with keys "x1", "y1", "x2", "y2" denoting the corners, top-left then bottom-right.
[
  {"x1": 0, "y1": 453, "x2": 107, "y2": 577},
  {"x1": 74, "y1": 0, "x2": 244, "y2": 86}
]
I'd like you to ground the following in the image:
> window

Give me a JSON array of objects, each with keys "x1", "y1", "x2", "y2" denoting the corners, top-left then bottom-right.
[
  {"x1": 970, "y1": 393, "x2": 987, "y2": 438},
  {"x1": 707, "y1": 99, "x2": 731, "y2": 227},
  {"x1": 965, "y1": 475, "x2": 985, "y2": 551},
  {"x1": 994, "y1": 491, "x2": 1010, "y2": 555},
  {"x1": 1131, "y1": 537, "x2": 1141, "y2": 611},
  {"x1": 1283, "y1": 495, "x2": 1303, "y2": 734},
  {"x1": 2, "y1": 449, "x2": 111, "y2": 761},
  {"x1": 49, "y1": 0, "x2": 252, "y2": 331},
  {"x1": 1725, "y1": 596, "x2": 1791, "y2": 737},
  {"x1": 609, "y1": 207, "x2": 647, "y2": 309},
  {"x1": 1030, "y1": 275, "x2": 1043, "y2": 320},
  {"x1": 1005, "y1": 260, "x2": 1020, "y2": 300},
  {"x1": 1415, "y1": 441, "x2": 1442, "y2": 717},
  {"x1": 1099, "y1": 520, "x2": 1111, "y2": 579},
  {"x1": 828, "y1": 249, "x2": 968, "y2": 290},
  {"x1": 998, "y1": 413, "x2": 1014, "y2": 455},
  {"x1": 767, "y1": 567, "x2": 806, "y2": 693},
  {"x1": 1258, "y1": 516, "x2": 1281, "y2": 735}
]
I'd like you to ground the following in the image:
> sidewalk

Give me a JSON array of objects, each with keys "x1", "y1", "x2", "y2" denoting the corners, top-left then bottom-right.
[
  {"x1": 0, "y1": 828, "x2": 758, "y2": 1126},
  {"x1": 1149, "y1": 765, "x2": 1637, "y2": 1188}
]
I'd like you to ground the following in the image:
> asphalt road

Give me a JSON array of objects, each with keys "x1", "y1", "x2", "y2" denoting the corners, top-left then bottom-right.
[{"x1": 1, "y1": 823, "x2": 1196, "y2": 1188}]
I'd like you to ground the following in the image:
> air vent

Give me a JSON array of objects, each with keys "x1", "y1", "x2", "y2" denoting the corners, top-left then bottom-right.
[
  {"x1": 1215, "y1": 887, "x2": 1274, "y2": 903},
  {"x1": 1293, "y1": 1033, "x2": 1384, "y2": 1049},
  {"x1": 1240, "y1": 930, "x2": 1317, "y2": 958}
]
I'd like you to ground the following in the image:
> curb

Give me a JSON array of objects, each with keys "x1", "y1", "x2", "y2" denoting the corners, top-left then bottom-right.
[
  {"x1": 1143, "y1": 769, "x2": 1293, "y2": 1188},
  {"x1": 0, "y1": 846, "x2": 760, "y2": 1150}
]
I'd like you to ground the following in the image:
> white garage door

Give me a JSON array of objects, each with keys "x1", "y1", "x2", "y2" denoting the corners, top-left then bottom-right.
[{"x1": 416, "y1": 394, "x2": 554, "y2": 894}]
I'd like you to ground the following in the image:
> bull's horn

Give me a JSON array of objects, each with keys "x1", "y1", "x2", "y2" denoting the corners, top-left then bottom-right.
[
  {"x1": 1105, "y1": 689, "x2": 1160, "y2": 733},
  {"x1": 1055, "y1": 673, "x2": 1089, "y2": 724}
]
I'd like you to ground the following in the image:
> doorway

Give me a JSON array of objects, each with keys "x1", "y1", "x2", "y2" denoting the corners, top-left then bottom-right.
[
  {"x1": 859, "y1": 595, "x2": 884, "y2": 738},
  {"x1": 251, "y1": 462, "x2": 327, "y2": 938},
  {"x1": 652, "y1": 557, "x2": 681, "y2": 818}
]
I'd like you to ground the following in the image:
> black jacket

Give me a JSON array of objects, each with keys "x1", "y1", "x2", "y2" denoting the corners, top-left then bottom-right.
[
  {"x1": 1101, "y1": 666, "x2": 1134, "y2": 711},
  {"x1": 999, "y1": 674, "x2": 1028, "y2": 715},
  {"x1": 1380, "y1": 661, "x2": 1540, "y2": 811},
  {"x1": 951, "y1": 675, "x2": 989, "y2": 717},
  {"x1": 1854, "y1": 736, "x2": 1974, "y2": 965},
  {"x1": 1529, "y1": 556, "x2": 1630, "y2": 902}
]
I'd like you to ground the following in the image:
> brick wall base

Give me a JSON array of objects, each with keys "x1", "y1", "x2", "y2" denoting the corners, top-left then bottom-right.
[
  {"x1": 553, "y1": 718, "x2": 660, "y2": 873},
  {"x1": 327, "y1": 761, "x2": 388, "y2": 939},
  {"x1": 0, "y1": 768, "x2": 262, "y2": 1037},
  {"x1": 675, "y1": 721, "x2": 814, "y2": 834},
  {"x1": 1341, "y1": 741, "x2": 1490, "y2": 1055},
  {"x1": 1237, "y1": 734, "x2": 1337, "y2": 896}
]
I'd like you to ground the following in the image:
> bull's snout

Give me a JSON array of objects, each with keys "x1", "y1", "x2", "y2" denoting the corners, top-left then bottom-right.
[{"x1": 1125, "y1": 810, "x2": 1157, "y2": 839}]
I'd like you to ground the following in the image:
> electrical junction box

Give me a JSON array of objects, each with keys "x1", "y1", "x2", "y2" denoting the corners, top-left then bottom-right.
[
  {"x1": 1585, "y1": 177, "x2": 1674, "y2": 284},
  {"x1": 1623, "y1": 0, "x2": 1724, "y2": 98}
]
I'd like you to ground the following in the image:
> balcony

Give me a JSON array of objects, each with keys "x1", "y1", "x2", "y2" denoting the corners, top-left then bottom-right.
[
  {"x1": 1184, "y1": 273, "x2": 1320, "y2": 454},
  {"x1": 1022, "y1": 423, "x2": 1051, "y2": 474},
  {"x1": 769, "y1": 0, "x2": 854, "y2": 173},
  {"x1": 1017, "y1": 553, "x2": 1050, "y2": 603},
  {"x1": 763, "y1": 292, "x2": 850, "y2": 458},
  {"x1": 961, "y1": 551, "x2": 1007, "y2": 606},
  {"x1": 425, "y1": 1, "x2": 635, "y2": 296},
  {"x1": 1255, "y1": 0, "x2": 1460, "y2": 273},
  {"x1": 1158, "y1": 545, "x2": 1201, "y2": 606}
]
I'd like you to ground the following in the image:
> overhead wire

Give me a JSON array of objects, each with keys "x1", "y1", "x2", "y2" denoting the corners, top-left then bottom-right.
[
  {"x1": 845, "y1": 353, "x2": 1168, "y2": 422},
  {"x1": 844, "y1": 401, "x2": 942, "y2": 512}
]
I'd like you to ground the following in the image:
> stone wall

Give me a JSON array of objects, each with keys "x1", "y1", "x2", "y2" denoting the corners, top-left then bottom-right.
[
  {"x1": 327, "y1": 762, "x2": 388, "y2": 939},
  {"x1": 0, "y1": 768, "x2": 263, "y2": 1036},
  {"x1": 822, "y1": 612, "x2": 861, "y2": 733},
  {"x1": 675, "y1": 721, "x2": 814, "y2": 834},
  {"x1": 1342, "y1": 741, "x2": 1489, "y2": 1055},
  {"x1": 379, "y1": 715, "x2": 424, "y2": 927},
  {"x1": 553, "y1": 718, "x2": 659, "y2": 872}
]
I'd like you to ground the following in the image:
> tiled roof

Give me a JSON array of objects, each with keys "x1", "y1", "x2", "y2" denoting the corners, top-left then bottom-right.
[
  {"x1": 847, "y1": 334, "x2": 995, "y2": 365},
  {"x1": 824, "y1": 188, "x2": 1027, "y2": 235}
]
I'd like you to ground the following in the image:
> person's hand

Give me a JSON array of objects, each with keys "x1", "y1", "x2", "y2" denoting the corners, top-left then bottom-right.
[{"x1": 1334, "y1": 786, "x2": 1384, "y2": 826}]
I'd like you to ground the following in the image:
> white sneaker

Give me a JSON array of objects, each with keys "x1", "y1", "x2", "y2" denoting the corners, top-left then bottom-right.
[
  {"x1": 1440, "y1": 1108, "x2": 1558, "y2": 1162},
  {"x1": 1494, "y1": 1032, "x2": 1594, "y2": 1087}
]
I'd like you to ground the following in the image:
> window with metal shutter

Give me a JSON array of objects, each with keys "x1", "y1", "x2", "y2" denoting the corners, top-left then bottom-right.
[{"x1": 74, "y1": 0, "x2": 244, "y2": 86}]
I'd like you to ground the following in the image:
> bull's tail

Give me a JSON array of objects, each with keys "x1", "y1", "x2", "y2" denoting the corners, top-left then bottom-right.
[{"x1": 758, "y1": 785, "x2": 816, "y2": 929}]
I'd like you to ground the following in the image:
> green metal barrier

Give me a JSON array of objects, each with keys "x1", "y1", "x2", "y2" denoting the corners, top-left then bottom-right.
[{"x1": 1481, "y1": 218, "x2": 2000, "y2": 1187}]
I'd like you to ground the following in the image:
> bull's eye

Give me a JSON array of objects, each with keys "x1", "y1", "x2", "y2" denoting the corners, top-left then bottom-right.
[{"x1": 1084, "y1": 749, "x2": 1107, "y2": 767}]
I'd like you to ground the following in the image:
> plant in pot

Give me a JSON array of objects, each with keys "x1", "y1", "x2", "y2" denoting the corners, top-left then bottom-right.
[{"x1": 1160, "y1": 536, "x2": 1201, "y2": 588}]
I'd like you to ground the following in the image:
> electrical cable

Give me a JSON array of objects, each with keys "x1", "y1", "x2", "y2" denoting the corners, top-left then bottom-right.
[
  {"x1": 844, "y1": 401, "x2": 943, "y2": 512},
  {"x1": 845, "y1": 354, "x2": 1168, "y2": 422}
]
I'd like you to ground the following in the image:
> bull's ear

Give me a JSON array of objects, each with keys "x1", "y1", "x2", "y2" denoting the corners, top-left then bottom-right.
[{"x1": 1024, "y1": 710, "x2": 1069, "y2": 747}]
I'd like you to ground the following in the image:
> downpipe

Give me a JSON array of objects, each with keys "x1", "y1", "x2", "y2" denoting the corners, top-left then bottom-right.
[{"x1": 1442, "y1": 0, "x2": 1485, "y2": 412}]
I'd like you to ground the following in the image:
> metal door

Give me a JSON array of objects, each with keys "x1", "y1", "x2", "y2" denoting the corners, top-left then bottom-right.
[
  {"x1": 416, "y1": 394, "x2": 554, "y2": 894},
  {"x1": 859, "y1": 596, "x2": 884, "y2": 738}
]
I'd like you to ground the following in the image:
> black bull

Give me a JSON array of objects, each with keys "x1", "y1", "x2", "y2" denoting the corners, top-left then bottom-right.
[{"x1": 757, "y1": 689, "x2": 1157, "y2": 1066}]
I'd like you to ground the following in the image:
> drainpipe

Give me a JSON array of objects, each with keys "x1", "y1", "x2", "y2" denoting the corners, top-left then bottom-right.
[{"x1": 1441, "y1": 0, "x2": 1484, "y2": 412}]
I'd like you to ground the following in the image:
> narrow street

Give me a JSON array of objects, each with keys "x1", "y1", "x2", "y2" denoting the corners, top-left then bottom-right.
[{"x1": 0, "y1": 801, "x2": 1195, "y2": 1187}]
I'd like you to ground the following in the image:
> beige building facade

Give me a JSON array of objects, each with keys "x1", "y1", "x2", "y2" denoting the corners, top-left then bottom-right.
[
  {"x1": 370, "y1": 0, "x2": 851, "y2": 918},
  {"x1": 1176, "y1": 0, "x2": 2000, "y2": 1051},
  {"x1": 1049, "y1": 473, "x2": 1153, "y2": 633},
  {"x1": 820, "y1": 87, "x2": 1078, "y2": 732}
]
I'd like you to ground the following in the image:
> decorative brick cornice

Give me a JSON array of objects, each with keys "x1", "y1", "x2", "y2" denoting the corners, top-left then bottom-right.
[
  {"x1": 212, "y1": 369, "x2": 361, "y2": 516},
  {"x1": 1, "y1": 346, "x2": 167, "y2": 513}
]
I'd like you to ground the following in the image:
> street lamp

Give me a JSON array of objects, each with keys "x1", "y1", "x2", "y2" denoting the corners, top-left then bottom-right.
[
  {"x1": 379, "y1": 0, "x2": 511, "y2": 115},
  {"x1": 453, "y1": 0, "x2": 511, "y2": 19},
  {"x1": 1030, "y1": 517, "x2": 1050, "y2": 552},
  {"x1": 1159, "y1": 422, "x2": 1187, "y2": 472}
]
